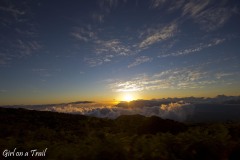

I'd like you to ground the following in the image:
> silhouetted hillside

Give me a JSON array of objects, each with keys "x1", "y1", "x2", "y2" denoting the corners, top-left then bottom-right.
[{"x1": 0, "y1": 107, "x2": 240, "y2": 159}]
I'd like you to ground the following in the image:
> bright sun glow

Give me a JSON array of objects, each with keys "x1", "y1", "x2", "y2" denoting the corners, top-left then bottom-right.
[{"x1": 123, "y1": 94, "x2": 134, "y2": 102}]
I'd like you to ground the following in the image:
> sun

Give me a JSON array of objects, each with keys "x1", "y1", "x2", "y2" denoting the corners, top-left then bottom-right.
[{"x1": 123, "y1": 94, "x2": 134, "y2": 102}]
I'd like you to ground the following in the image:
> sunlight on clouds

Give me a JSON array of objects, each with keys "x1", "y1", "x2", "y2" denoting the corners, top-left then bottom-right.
[
  {"x1": 110, "y1": 67, "x2": 214, "y2": 92},
  {"x1": 123, "y1": 94, "x2": 134, "y2": 102},
  {"x1": 42, "y1": 101, "x2": 194, "y2": 121}
]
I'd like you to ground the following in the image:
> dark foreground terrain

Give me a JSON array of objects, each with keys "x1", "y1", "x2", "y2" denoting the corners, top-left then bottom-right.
[{"x1": 0, "y1": 107, "x2": 240, "y2": 160}]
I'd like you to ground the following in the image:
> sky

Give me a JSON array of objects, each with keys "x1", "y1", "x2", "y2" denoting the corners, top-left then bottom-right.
[{"x1": 0, "y1": 0, "x2": 240, "y2": 105}]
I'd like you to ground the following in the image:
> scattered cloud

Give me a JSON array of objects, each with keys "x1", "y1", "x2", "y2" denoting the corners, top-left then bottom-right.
[
  {"x1": 182, "y1": 0, "x2": 209, "y2": 18},
  {"x1": 0, "y1": 53, "x2": 11, "y2": 65},
  {"x1": 16, "y1": 40, "x2": 41, "y2": 56},
  {"x1": 128, "y1": 56, "x2": 153, "y2": 68},
  {"x1": 181, "y1": 0, "x2": 234, "y2": 31},
  {"x1": 0, "y1": 2, "x2": 41, "y2": 66},
  {"x1": 139, "y1": 22, "x2": 178, "y2": 49},
  {"x1": 215, "y1": 72, "x2": 239, "y2": 79},
  {"x1": 83, "y1": 39, "x2": 132, "y2": 67},
  {"x1": 84, "y1": 57, "x2": 105, "y2": 67},
  {"x1": 95, "y1": 39, "x2": 131, "y2": 56},
  {"x1": 150, "y1": 0, "x2": 166, "y2": 8},
  {"x1": 71, "y1": 24, "x2": 134, "y2": 67},
  {"x1": 31, "y1": 68, "x2": 48, "y2": 72},
  {"x1": 0, "y1": 5, "x2": 25, "y2": 21},
  {"x1": 110, "y1": 67, "x2": 213, "y2": 92},
  {"x1": 31, "y1": 68, "x2": 62, "y2": 78},
  {"x1": 92, "y1": 13, "x2": 105, "y2": 23},
  {"x1": 159, "y1": 38, "x2": 226, "y2": 58},
  {"x1": 167, "y1": 0, "x2": 185, "y2": 12},
  {"x1": 71, "y1": 26, "x2": 98, "y2": 42},
  {"x1": 197, "y1": 7, "x2": 233, "y2": 31}
]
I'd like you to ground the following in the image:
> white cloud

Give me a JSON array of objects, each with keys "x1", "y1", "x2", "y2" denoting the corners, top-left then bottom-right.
[
  {"x1": 182, "y1": 0, "x2": 209, "y2": 17},
  {"x1": 128, "y1": 56, "x2": 153, "y2": 68},
  {"x1": 159, "y1": 38, "x2": 226, "y2": 58},
  {"x1": 84, "y1": 39, "x2": 133, "y2": 67},
  {"x1": 84, "y1": 57, "x2": 104, "y2": 67},
  {"x1": 197, "y1": 8, "x2": 233, "y2": 31},
  {"x1": 139, "y1": 22, "x2": 178, "y2": 49},
  {"x1": 71, "y1": 25, "x2": 133, "y2": 67},
  {"x1": 0, "y1": 3, "x2": 41, "y2": 66},
  {"x1": 110, "y1": 67, "x2": 212, "y2": 92},
  {"x1": 42, "y1": 101, "x2": 193, "y2": 121},
  {"x1": 16, "y1": 39, "x2": 41, "y2": 56},
  {"x1": 167, "y1": 0, "x2": 185, "y2": 12},
  {"x1": 181, "y1": 0, "x2": 233, "y2": 31},
  {"x1": 0, "y1": 6, "x2": 25, "y2": 21},
  {"x1": 95, "y1": 39, "x2": 131, "y2": 56},
  {"x1": 215, "y1": 72, "x2": 239, "y2": 79},
  {"x1": 71, "y1": 27, "x2": 98, "y2": 42},
  {"x1": 150, "y1": 0, "x2": 166, "y2": 8}
]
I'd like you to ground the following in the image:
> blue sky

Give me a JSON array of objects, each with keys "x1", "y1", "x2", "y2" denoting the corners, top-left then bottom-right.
[{"x1": 0, "y1": 0, "x2": 240, "y2": 105}]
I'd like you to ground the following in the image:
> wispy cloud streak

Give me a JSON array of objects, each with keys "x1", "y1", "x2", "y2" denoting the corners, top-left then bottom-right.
[
  {"x1": 139, "y1": 22, "x2": 178, "y2": 49},
  {"x1": 159, "y1": 38, "x2": 225, "y2": 58},
  {"x1": 128, "y1": 56, "x2": 153, "y2": 68}
]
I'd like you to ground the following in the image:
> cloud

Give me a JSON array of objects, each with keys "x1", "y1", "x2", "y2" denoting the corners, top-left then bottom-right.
[
  {"x1": 92, "y1": 13, "x2": 105, "y2": 23},
  {"x1": 71, "y1": 25, "x2": 133, "y2": 67},
  {"x1": 0, "y1": 53, "x2": 11, "y2": 65},
  {"x1": 167, "y1": 0, "x2": 185, "y2": 12},
  {"x1": 16, "y1": 39, "x2": 41, "y2": 56},
  {"x1": 110, "y1": 67, "x2": 212, "y2": 92},
  {"x1": 41, "y1": 101, "x2": 194, "y2": 121},
  {"x1": 0, "y1": 2, "x2": 41, "y2": 66},
  {"x1": 84, "y1": 57, "x2": 104, "y2": 67},
  {"x1": 197, "y1": 7, "x2": 233, "y2": 31},
  {"x1": 181, "y1": 0, "x2": 234, "y2": 31},
  {"x1": 150, "y1": 0, "x2": 166, "y2": 8},
  {"x1": 71, "y1": 26, "x2": 98, "y2": 42},
  {"x1": 182, "y1": 0, "x2": 209, "y2": 17},
  {"x1": 95, "y1": 39, "x2": 131, "y2": 56},
  {"x1": 139, "y1": 22, "x2": 178, "y2": 49},
  {"x1": 0, "y1": 5, "x2": 25, "y2": 21},
  {"x1": 215, "y1": 72, "x2": 239, "y2": 79},
  {"x1": 128, "y1": 56, "x2": 153, "y2": 68},
  {"x1": 0, "y1": 39, "x2": 42, "y2": 65},
  {"x1": 159, "y1": 38, "x2": 226, "y2": 58},
  {"x1": 31, "y1": 68, "x2": 62, "y2": 79},
  {"x1": 84, "y1": 39, "x2": 132, "y2": 67}
]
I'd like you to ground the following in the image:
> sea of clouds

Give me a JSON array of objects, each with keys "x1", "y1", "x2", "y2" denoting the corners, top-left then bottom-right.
[{"x1": 40, "y1": 101, "x2": 194, "y2": 121}]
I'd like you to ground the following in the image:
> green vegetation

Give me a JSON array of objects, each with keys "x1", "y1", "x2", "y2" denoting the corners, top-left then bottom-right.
[{"x1": 0, "y1": 108, "x2": 240, "y2": 160}]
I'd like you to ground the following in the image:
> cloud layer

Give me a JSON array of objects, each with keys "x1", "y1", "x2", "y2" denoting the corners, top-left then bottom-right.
[{"x1": 41, "y1": 101, "x2": 194, "y2": 121}]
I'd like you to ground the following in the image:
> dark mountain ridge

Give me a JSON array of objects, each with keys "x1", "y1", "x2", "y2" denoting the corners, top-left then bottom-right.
[{"x1": 1, "y1": 107, "x2": 240, "y2": 159}]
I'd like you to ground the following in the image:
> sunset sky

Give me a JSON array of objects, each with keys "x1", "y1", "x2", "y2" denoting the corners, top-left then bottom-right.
[{"x1": 0, "y1": 0, "x2": 240, "y2": 105}]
